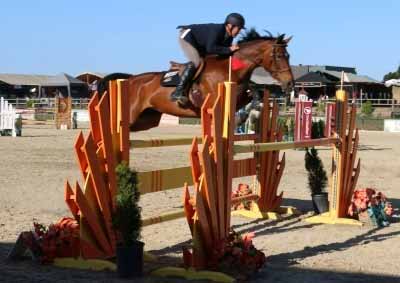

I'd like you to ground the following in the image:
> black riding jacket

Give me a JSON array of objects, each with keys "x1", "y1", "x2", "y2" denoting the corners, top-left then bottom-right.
[{"x1": 177, "y1": 23, "x2": 233, "y2": 57}]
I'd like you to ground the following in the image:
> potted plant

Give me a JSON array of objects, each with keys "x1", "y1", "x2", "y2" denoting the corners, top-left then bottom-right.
[
  {"x1": 112, "y1": 162, "x2": 143, "y2": 278},
  {"x1": 305, "y1": 147, "x2": 329, "y2": 213},
  {"x1": 311, "y1": 120, "x2": 325, "y2": 139}
]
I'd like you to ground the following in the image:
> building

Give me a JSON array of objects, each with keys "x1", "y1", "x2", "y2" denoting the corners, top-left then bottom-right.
[
  {"x1": 250, "y1": 67, "x2": 284, "y2": 98},
  {"x1": 0, "y1": 73, "x2": 88, "y2": 98},
  {"x1": 294, "y1": 65, "x2": 388, "y2": 101},
  {"x1": 75, "y1": 72, "x2": 108, "y2": 93},
  {"x1": 250, "y1": 65, "x2": 390, "y2": 101}
]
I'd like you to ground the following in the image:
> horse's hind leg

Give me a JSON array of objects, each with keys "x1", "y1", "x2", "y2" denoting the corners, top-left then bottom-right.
[{"x1": 130, "y1": 108, "x2": 162, "y2": 132}]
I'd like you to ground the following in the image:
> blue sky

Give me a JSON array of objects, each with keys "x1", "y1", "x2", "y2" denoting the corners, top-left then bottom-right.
[{"x1": 1, "y1": 0, "x2": 399, "y2": 80}]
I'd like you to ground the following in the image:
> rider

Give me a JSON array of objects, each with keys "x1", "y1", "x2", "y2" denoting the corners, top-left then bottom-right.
[{"x1": 171, "y1": 13, "x2": 246, "y2": 107}]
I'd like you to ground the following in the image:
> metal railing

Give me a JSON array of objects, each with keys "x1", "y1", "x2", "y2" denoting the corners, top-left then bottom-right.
[
  {"x1": 320, "y1": 98, "x2": 400, "y2": 108},
  {"x1": 1, "y1": 97, "x2": 90, "y2": 109}
]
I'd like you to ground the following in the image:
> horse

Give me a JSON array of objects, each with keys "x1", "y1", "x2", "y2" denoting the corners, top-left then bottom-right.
[{"x1": 99, "y1": 33, "x2": 293, "y2": 131}]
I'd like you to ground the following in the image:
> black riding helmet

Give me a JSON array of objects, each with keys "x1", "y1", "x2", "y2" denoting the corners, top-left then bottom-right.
[{"x1": 225, "y1": 13, "x2": 246, "y2": 29}]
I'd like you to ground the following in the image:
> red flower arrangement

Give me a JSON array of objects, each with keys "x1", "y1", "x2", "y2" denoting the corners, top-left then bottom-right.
[
  {"x1": 22, "y1": 217, "x2": 80, "y2": 264},
  {"x1": 348, "y1": 188, "x2": 393, "y2": 227},
  {"x1": 217, "y1": 230, "x2": 266, "y2": 278},
  {"x1": 348, "y1": 188, "x2": 393, "y2": 217}
]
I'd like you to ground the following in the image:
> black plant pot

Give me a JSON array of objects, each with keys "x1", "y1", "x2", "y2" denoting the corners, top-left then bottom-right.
[
  {"x1": 116, "y1": 241, "x2": 144, "y2": 278},
  {"x1": 312, "y1": 193, "x2": 329, "y2": 214}
]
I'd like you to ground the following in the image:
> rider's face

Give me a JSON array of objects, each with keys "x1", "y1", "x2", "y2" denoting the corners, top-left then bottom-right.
[{"x1": 226, "y1": 24, "x2": 241, "y2": 37}]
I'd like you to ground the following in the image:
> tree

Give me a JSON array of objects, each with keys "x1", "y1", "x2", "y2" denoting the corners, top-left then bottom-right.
[
  {"x1": 383, "y1": 65, "x2": 400, "y2": 81},
  {"x1": 361, "y1": 101, "x2": 374, "y2": 117},
  {"x1": 112, "y1": 162, "x2": 142, "y2": 246},
  {"x1": 304, "y1": 147, "x2": 328, "y2": 195}
]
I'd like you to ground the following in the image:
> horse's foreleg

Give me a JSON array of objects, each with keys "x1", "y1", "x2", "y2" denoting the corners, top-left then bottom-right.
[{"x1": 130, "y1": 109, "x2": 162, "y2": 131}]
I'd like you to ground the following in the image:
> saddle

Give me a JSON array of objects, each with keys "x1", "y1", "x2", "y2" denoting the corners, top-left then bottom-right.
[{"x1": 160, "y1": 61, "x2": 204, "y2": 87}]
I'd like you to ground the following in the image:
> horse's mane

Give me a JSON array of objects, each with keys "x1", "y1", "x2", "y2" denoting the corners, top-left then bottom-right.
[{"x1": 237, "y1": 28, "x2": 286, "y2": 46}]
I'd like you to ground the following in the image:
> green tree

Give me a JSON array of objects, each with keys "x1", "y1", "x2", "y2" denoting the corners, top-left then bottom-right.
[
  {"x1": 304, "y1": 147, "x2": 328, "y2": 195},
  {"x1": 112, "y1": 162, "x2": 142, "y2": 246},
  {"x1": 311, "y1": 120, "x2": 325, "y2": 139},
  {"x1": 383, "y1": 65, "x2": 400, "y2": 81},
  {"x1": 361, "y1": 101, "x2": 374, "y2": 117}
]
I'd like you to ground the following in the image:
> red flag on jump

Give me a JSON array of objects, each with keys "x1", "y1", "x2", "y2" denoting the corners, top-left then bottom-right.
[{"x1": 231, "y1": 57, "x2": 248, "y2": 71}]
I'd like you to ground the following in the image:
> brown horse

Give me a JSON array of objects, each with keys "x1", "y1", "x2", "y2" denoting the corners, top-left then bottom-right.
[{"x1": 100, "y1": 34, "x2": 293, "y2": 131}]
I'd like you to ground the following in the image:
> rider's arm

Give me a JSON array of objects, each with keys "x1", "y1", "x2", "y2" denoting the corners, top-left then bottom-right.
[{"x1": 205, "y1": 29, "x2": 233, "y2": 56}]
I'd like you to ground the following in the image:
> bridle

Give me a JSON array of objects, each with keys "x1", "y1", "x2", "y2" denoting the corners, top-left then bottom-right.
[
  {"x1": 233, "y1": 41, "x2": 291, "y2": 77},
  {"x1": 268, "y1": 43, "x2": 291, "y2": 75},
  {"x1": 244, "y1": 43, "x2": 291, "y2": 74}
]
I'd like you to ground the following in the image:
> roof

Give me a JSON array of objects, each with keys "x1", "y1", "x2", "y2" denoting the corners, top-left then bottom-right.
[
  {"x1": 64, "y1": 73, "x2": 87, "y2": 84},
  {"x1": 321, "y1": 70, "x2": 380, "y2": 83},
  {"x1": 291, "y1": 65, "x2": 310, "y2": 80},
  {"x1": 0, "y1": 73, "x2": 85, "y2": 86},
  {"x1": 296, "y1": 71, "x2": 336, "y2": 84},
  {"x1": 0, "y1": 74, "x2": 52, "y2": 86},
  {"x1": 310, "y1": 65, "x2": 357, "y2": 74},
  {"x1": 250, "y1": 67, "x2": 280, "y2": 85},
  {"x1": 250, "y1": 65, "x2": 379, "y2": 86},
  {"x1": 75, "y1": 72, "x2": 109, "y2": 79}
]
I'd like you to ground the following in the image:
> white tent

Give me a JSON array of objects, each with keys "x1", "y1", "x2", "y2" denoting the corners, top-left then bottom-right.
[{"x1": 385, "y1": 79, "x2": 400, "y2": 87}]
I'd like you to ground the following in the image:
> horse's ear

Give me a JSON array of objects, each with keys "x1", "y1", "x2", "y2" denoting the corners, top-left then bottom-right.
[
  {"x1": 284, "y1": 36, "x2": 293, "y2": 44},
  {"x1": 263, "y1": 29, "x2": 273, "y2": 38},
  {"x1": 276, "y1": 34, "x2": 285, "y2": 43}
]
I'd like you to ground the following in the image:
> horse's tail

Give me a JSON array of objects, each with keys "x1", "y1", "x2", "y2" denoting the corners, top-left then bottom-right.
[{"x1": 97, "y1": 73, "x2": 133, "y2": 94}]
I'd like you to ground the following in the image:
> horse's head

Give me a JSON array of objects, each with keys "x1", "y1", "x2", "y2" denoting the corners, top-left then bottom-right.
[
  {"x1": 260, "y1": 34, "x2": 293, "y2": 92},
  {"x1": 237, "y1": 31, "x2": 294, "y2": 93}
]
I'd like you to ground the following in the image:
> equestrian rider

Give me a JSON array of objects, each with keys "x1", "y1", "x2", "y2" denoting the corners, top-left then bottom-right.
[{"x1": 171, "y1": 13, "x2": 246, "y2": 107}]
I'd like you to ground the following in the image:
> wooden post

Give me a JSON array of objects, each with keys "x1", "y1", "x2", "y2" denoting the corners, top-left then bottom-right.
[
  {"x1": 306, "y1": 87, "x2": 362, "y2": 226},
  {"x1": 64, "y1": 80, "x2": 131, "y2": 259}
]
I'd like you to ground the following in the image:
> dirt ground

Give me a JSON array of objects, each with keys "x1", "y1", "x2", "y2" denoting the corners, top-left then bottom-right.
[{"x1": 1, "y1": 124, "x2": 400, "y2": 283}]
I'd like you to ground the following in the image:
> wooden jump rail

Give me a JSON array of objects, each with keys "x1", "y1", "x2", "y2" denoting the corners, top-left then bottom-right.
[
  {"x1": 233, "y1": 137, "x2": 340, "y2": 154},
  {"x1": 130, "y1": 137, "x2": 202, "y2": 148},
  {"x1": 131, "y1": 132, "x2": 278, "y2": 226},
  {"x1": 182, "y1": 81, "x2": 361, "y2": 268},
  {"x1": 61, "y1": 78, "x2": 361, "y2": 263},
  {"x1": 61, "y1": 78, "x2": 285, "y2": 259}
]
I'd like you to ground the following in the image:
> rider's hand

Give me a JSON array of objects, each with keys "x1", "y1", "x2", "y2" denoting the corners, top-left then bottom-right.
[{"x1": 230, "y1": 45, "x2": 240, "y2": 52}]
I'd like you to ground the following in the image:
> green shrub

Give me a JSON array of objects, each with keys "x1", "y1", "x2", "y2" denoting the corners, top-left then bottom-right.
[
  {"x1": 26, "y1": 100, "x2": 34, "y2": 108},
  {"x1": 112, "y1": 162, "x2": 142, "y2": 246},
  {"x1": 311, "y1": 120, "x2": 325, "y2": 139},
  {"x1": 361, "y1": 101, "x2": 374, "y2": 116},
  {"x1": 316, "y1": 101, "x2": 325, "y2": 115},
  {"x1": 277, "y1": 117, "x2": 292, "y2": 140},
  {"x1": 287, "y1": 117, "x2": 295, "y2": 140},
  {"x1": 305, "y1": 147, "x2": 328, "y2": 195}
]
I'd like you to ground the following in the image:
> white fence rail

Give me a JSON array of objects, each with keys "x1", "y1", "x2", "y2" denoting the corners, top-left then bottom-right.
[
  {"x1": 320, "y1": 98, "x2": 400, "y2": 109},
  {"x1": 0, "y1": 97, "x2": 16, "y2": 137},
  {"x1": 3, "y1": 97, "x2": 90, "y2": 109}
]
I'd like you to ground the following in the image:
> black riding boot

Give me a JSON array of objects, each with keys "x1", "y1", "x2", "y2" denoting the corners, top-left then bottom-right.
[{"x1": 170, "y1": 62, "x2": 196, "y2": 107}]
